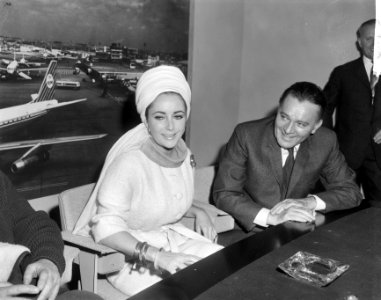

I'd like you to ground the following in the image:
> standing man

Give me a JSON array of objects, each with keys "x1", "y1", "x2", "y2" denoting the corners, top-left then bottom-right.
[
  {"x1": 323, "y1": 19, "x2": 381, "y2": 206},
  {"x1": 213, "y1": 82, "x2": 362, "y2": 232}
]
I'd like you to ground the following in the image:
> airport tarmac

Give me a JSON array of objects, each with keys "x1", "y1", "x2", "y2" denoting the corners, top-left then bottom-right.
[{"x1": 0, "y1": 67, "x2": 140, "y2": 199}]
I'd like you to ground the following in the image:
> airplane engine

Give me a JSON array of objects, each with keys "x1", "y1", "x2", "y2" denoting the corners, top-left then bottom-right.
[{"x1": 11, "y1": 150, "x2": 50, "y2": 173}]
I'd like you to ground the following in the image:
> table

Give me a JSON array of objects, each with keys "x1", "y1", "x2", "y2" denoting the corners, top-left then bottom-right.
[{"x1": 129, "y1": 204, "x2": 379, "y2": 300}]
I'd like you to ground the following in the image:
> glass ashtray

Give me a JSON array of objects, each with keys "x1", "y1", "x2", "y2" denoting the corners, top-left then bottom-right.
[{"x1": 278, "y1": 251, "x2": 350, "y2": 287}]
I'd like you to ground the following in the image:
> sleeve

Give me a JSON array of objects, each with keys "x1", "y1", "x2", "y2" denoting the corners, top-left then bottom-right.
[
  {"x1": 315, "y1": 133, "x2": 363, "y2": 211},
  {"x1": 323, "y1": 67, "x2": 342, "y2": 129},
  {"x1": 253, "y1": 208, "x2": 270, "y2": 227},
  {"x1": 91, "y1": 154, "x2": 139, "y2": 242},
  {"x1": 213, "y1": 125, "x2": 263, "y2": 231},
  {"x1": 0, "y1": 171, "x2": 65, "y2": 275},
  {"x1": 310, "y1": 195, "x2": 326, "y2": 211}
]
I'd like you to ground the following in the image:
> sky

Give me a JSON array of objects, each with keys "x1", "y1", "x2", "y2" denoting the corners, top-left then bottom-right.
[{"x1": 0, "y1": 0, "x2": 190, "y2": 53}]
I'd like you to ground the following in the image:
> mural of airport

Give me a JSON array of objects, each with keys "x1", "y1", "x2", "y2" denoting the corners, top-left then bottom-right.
[{"x1": 0, "y1": 0, "x2": 190, "y2": 198}]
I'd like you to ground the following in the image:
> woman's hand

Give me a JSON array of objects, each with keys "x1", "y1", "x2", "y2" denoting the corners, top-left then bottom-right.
[
  {"x1": 154, "y1": 251, "x2": 201, "y2": 274},
  {"x1": 194, "y1": 208, "x2": 217, "y2": 242}
]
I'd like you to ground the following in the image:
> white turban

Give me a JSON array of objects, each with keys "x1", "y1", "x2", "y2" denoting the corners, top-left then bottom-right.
[{"x1": 135, "y1": 65, "x2": 191, "y2": 124}]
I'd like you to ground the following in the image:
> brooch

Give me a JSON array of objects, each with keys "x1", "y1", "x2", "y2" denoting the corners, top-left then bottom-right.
[{"x1": 190, "y1": 154, "x2": 196, "y2": 168}]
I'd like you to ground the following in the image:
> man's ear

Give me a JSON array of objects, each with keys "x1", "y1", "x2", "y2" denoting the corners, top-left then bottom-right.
[{"x1": 311, "y1": 119, "x2": 323, "y2": 134}]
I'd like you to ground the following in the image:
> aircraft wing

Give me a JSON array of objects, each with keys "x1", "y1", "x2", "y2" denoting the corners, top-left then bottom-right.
[
  {"x1": 17, "y1": 71, "x2": 32, "y2": 80},
  {"x1": 18, "y1": 67, "x2": 47, "y2": 72},
  {"x1": 0, "y1": 134, "x2": 107, "y2": 151},
  {"x1": 0, "y1": 134, "x2": 107, "y2": 173}
]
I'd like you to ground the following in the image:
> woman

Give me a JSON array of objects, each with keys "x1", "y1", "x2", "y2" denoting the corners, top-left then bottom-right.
[{"x1": 73, "y1": 65, "x2": 223, "y2": 296}]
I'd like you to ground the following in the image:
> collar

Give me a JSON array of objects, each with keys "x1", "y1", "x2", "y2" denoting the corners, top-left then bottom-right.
[
  {"x1": 363, "y1": 56, "x2": 373, "y2": 80},
  {"x1": 140, "y1": 136, "x2": 188, "y2": 168},
  {"x1": 281, "y1": 144, "x2": 300, "y2": 157}
]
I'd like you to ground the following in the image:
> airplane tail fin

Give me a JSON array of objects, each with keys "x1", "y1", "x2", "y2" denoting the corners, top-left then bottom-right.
[{"x1": 30, "y1": 60, "x2": 57, "y2": 103}]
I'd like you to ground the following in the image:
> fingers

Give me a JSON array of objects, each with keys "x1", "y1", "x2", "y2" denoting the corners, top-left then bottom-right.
[
  {"x1": 36, "y1": 272, "x2": 51, "y2": 300},
  {"x1": 23, "y1": 264, "x2": 37, "y2": 286},
  {"x1": 36, "y1": 270, "x2": 60, "y2": 300},
  {"x1": 170, "y1": 255, "x2": 200, "y2": 273},
  {"x1": 24, "y1": 261, "x2": 60, "y2": 300},
  {"x1": 283, "y1": 206, "x2": 315, "y2": 223},
  {"x1": 374, "y1": 135, "x2": 381, "y2": 144},
  {"x1": 37, "y1": 278, "x2": 60, "y2": 300},
  {"x1": 196, "y1": 225, "x2": 217, "y2": 242},
  {"x1": 271, "y1": 199, "x2": 304, "y2": 214},
  {"x1": 156, "y1": 251, "x2": 200, "y2": 274},
  {"x1": 0, "y1": 284, "x2": 40, "y2": 297},
  {"x1": 167, "y1": 259, "x2": 194, "y2": 274},
  {"x1": 269, "y1": 205, "x2": 315, "y2": 225},
  {"x1": 373, "y1": 128, "x2": 381, "y2": 143}
]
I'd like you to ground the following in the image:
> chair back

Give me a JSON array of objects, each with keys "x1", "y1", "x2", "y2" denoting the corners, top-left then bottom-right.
[
  {"x1": 194, "y1": 165, "x2": 216, "y2": 204},
  {"x1": 58, "y1": 183, "x2": 95, "y2": 231}
]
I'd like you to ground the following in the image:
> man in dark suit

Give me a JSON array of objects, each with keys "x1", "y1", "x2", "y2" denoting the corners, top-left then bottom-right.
[
  {"x1": 213, "y1": 82, "x2": 362, "y2": 232},
  {"x1": 323, "y1": 19, "x2": 381, "y2": 206}
]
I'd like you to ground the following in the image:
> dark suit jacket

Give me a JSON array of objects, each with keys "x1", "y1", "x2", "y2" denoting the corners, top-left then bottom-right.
[
  {"x1": 213, "y1": 116, "x2": 362, "y2": 231},
  {"x1": 323, "y1": 57, "x2": 381, "y2": 169}
]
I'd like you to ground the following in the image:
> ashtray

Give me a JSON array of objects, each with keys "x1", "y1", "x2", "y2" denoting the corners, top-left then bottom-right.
[{"x1": 278, "y1": 251, "x2": 349, "y2": 287}]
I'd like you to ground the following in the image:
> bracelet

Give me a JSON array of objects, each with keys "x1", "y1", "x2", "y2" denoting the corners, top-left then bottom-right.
[
  {"x1": 132, "y1": 242, "x2": 164, "y2": 271},
  {"x1": 140, "y1": 242, "x2": 149, "y2": 265},
  {"x1": 153, "y1": 248, "x2": 164, "y2": 270},
  {"x1": 133, "y1": 241, "x2": 146, "y2": 261}
]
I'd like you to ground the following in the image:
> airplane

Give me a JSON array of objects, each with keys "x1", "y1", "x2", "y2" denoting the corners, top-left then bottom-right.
[
  {"x1": 0, "y1": 53, "x2": 47, "y2": 80},
  {"x1": 0, "y1": 59, "x2": 86, "y2": 129},
  {"x1": 0, "y1": 134, "x2": 107, "y2": 173},
  {"x1": 0, "y1": 59, "x2": 106, "y2": 172}
]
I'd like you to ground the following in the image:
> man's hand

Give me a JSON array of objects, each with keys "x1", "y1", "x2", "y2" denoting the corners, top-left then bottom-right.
[
  {"x1": 373, "y1": 129, "x2": 381, "y2": 144},
  {"x1": 271, "y1": 197, "x2": 317, "y2": 215},
  {"x1": 194, "y1": 208, "x2": 217, "y2": 242},
  {"x1": 0, "y1": 283, "x2": 39, "y2": 299},
  {"x1": 267, "y1": 197, "x2": 317, "y2": 226},
  {"x1": 23, "y1": 259, "x2": 60, "y2": 300}
]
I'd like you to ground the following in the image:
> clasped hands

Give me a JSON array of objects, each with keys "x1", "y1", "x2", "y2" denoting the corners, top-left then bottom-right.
[
  {"x1": 267, "y1": 196, "x2": 317, "y2": 226},
  {"x1": 0, "y1": 258, "x2": 60, "y2": 300}
]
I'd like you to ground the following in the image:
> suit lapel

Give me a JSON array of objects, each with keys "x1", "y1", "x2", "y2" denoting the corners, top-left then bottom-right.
[
  {"x1": 264, "y1": 122, "x2": 283, "y2": 188},
  {"x1": 286, "y1": 140, "x2": 310, "y2": 198},
  {"x1": 354, "y1": 57, "x2": 371, "y2": 90}
]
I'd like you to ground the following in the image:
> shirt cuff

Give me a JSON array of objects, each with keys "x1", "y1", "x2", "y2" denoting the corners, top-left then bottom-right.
[
  {"x1": 310, "y1": 194, "x2": 326, "y2": 211},
  {"x1": 253, "y1": 208, "x2": 270, "y2": 227}
]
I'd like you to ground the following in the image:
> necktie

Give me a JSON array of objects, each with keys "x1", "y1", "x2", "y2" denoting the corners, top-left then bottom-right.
[
  {"x1": 370, "y1": 66, "x2": 379, "y2": 104},
  {"x1": 281, "y1": 147, "x2": 295, "y2": 199}
]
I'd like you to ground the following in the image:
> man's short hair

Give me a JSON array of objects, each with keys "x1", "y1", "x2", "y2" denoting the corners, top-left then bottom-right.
[
  {"x1": 279, "y1": 82, "x2": 326, "y2": 119},
  {"x1": 356, "y1": 19, "x2": 376, "y2": 38}
]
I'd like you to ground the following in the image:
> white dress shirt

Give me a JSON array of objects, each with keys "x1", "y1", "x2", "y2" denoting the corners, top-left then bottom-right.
[{"x1": 363, "y1": 55, "x2": 373, "y2": 81}]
